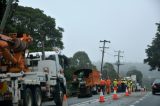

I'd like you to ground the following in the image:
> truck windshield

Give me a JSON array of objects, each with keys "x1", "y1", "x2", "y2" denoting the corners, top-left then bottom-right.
[{"x1": 46, "y1": 55, "x2": 56, "y2": 61}]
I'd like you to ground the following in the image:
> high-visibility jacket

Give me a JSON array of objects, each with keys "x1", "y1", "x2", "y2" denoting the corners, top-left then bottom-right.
[
  {"x1": 124, "y1": 80, "x2": 127, "y2": 85},
  {"x1": 106, "y1": 79, "x2": 111, "y2": 86},
  {"x1": 118, "y1": 80, "x2": 121, "y2": 86},
  {"x1": 127, "y1": 81, "x2": 132, "y2": 88},
  {"x1": 113, "y1": 80, "x2": 118, "y2": 87},
  {"x1": 100, "y1": 80, "x2": 106, "y2": 86}
]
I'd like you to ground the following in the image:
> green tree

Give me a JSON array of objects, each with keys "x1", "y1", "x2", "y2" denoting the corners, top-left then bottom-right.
[
  {"x1": 71, "y1": 51, "x2": 92, "y2": 69},
  {"x1": 126, "y1": 69, "x2": 143, "y2": 85},
  {"x1": 64, "y1": 66, "x2": 76, "y2": 82},
  {"x1": 144, "y1": 23, "x2": 160, "y2": 71},
  {"x1": 103, "y1": 62, "x2": 118, "y2": 80},
  {"x1": 4, "y1": 5, "x2": 64, "y2": 51}
]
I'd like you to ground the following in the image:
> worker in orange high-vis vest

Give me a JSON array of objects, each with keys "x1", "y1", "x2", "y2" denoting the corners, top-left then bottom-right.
[
  {"x1": 106, "y1": 77, "x2": 111, "y2": 94},
  {"x1": 100, "y1": 79, "x2": 106, "y2": 95}
]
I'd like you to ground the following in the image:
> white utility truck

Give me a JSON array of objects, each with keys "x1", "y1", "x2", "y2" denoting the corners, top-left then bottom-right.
[{"x1": 0, "y1": 34, "x2": 66, "y2": 106}]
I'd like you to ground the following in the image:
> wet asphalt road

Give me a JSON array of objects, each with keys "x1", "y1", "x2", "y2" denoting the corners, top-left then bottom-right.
[{"x1": 42, "y1": 92, "x2": 149, "y2": 106}]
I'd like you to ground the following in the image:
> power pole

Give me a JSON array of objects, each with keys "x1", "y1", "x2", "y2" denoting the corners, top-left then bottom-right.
[
  {"x1": 100, "y1": 40, "x2": 110, "y2": 79},
  {"x1": 114, "y1": 50, "x2": 124, "y2": 79},
  {"x1": 0, "y1": 0, "x2": 14, "y2": 34}
]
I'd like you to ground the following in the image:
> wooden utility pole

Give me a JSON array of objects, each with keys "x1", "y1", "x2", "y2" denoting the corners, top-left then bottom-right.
[
  {"x1": 100, "y1": 40, "x2": 110, "y2": 78},
  {"x1": 0, "y1": 0, "x2": 14, "y2": 34},
  {"x1": 114, "y1": 50, "x2": 124, "y2": 78}
]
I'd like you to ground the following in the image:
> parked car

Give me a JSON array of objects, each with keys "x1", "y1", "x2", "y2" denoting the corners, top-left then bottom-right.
[{"x1": 152, "y1": 79, "x2": 160, "y2": 95}]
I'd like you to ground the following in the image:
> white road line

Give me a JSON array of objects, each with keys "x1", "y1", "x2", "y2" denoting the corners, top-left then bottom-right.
[
  {"x1": 139, "y1": 98, "x2": 143, "y2": 101},
  {"x1": 131, "y1": 92, "x2": 150, "y2": 106},
  {"x1": 70, "y1": 93, "x2": 124, "y2": 106},
  {"x1": 130, "y1": 105, "x2": 135, "y2": 106},
  {"x1": 70, "y1": 99, "x2": 99, "y2": 106},
  {"x1": 135, "y1": 100, "x2": 140, "y2": 103}
]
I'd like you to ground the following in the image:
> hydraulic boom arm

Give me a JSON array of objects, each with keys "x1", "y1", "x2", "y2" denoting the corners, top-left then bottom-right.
[{"x1": 0, "y1": 33, "x2": 32, "y2": 73}]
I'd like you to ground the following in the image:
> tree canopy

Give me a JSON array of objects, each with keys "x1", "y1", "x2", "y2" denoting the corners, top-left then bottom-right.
[
  {"x1": 4, "y1": 5, "x2": 64, "y2": 51},
  {"x1": 103, "y1": 62, "x2": 118, "y2": 80},
  {"x1": 126, "y1": 69, "x2": 143, "y2": 85},
  {"x1": 71, "y1": 51, "x2": 92, "y2": 69},
  {"x1": 64, "y1": 51, "x2": 97, "y2": 82},
  {"x1": 144, "y1": 23, "x2": 160, "y2": 71}
]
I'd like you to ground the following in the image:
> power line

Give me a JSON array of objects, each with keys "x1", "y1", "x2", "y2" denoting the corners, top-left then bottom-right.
[
  {"x1": 99, "y1": 40, "x2": 110, "y2": 78},
  {"x1": 106, "y1": 52, "x2": 115, "y2": 57}
]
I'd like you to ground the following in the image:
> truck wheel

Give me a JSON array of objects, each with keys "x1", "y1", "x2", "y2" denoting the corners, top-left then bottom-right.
[
  {"x1": 23, "y1": 88, "x2": 33, "y2": 106},
  {"x1": 88, "y1": 88, "x2": 92, "y2": 97},
  {"x1": 55, "y1": 84, "x2": 63, "y2": 106},
  {"x1": 78, "y1": 94, "x2": 82, "y2": 98},
  {"x1": 0, "y1": 101, "x2": 12, "y2": 106},
  {"x1": 89, "y1": 90, "x2": 93, "y2": 97},
  {"x1": 152, "y1": 91, "x2": 155, "y2": 95},
  {"x1": 33, "y1": 87, "x2": 42, "y2": 106}
]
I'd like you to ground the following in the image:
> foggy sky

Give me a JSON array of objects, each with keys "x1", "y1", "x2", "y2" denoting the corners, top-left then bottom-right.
[{"x1": 19, "y1": 0, "x2": 160, "y2": 63}]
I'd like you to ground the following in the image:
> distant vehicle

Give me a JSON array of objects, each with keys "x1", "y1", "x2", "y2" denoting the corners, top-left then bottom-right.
[{"x1": 152, "y1": 79, "x2": 160, "y2": 95}]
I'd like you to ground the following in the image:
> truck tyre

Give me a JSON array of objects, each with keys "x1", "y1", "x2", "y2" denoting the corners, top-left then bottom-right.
[
  {"x1": 55, "y1": 83, "x2": 63, "y2": 106},
  {"x1": 0, "y1": 101, "x2": 12, "y2": 106},
  {"x1": 78, "y1": 94, "x2": 82, "y2": 98},
  {"x1": 88, "y1": 87, "x2": 92, "y2": 97},
  {"x1": 152, "y1": 91, "x2": 155, "y2": 95},
  {"x1": 89, "y1": 89, "x2": 93, "y2": 97},
  {"x1": 33, "y1": 87, "x2": 42, "y2": 106},
  {"x1": 23, "y1": 88, "x2": 33, "y2": 106}
]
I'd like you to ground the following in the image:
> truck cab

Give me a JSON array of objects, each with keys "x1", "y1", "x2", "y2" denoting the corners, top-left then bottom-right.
[{"x1": 25, "y1": 51, "x2": 66, "y2": 105}]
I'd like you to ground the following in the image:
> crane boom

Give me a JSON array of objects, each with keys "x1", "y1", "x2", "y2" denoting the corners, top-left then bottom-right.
[{"x1": 0, "y1": 33, "x2": 32, "y2": 73}]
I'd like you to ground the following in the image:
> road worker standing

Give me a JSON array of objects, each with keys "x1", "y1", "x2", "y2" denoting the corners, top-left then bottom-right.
[
  {"x1": 100, "y1": 79, "x2": 106, "y2": 95},
  {"x1": 113, "y1": 79, "x2": 118, "y2": 92},
  {"x1": 121, "y1": 79, "x2": 126, "y2": 92},
  {"x1": 106, "y1": 77, "x2": 111, "y2": 94},
  {"x1": 117, "y1": 79, "x2": 122, "y2": 92},
  {"x1": 127, "y1": 79, "x2": 132, "y2": 94}
]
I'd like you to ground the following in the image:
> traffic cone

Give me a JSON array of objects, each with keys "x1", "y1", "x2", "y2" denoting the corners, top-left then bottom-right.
[
  {"x1": 63, "y1": 94, "x2": 68, "y2": 106},
  {"x1": 125, "y1": 88, "x2": 129, "y2": 96},
  {"x1": 99, "y1": 89, "x2": 105, "y2": 102},
  {"x1": 112, "y1": 89, "x2": 118, "y2": 100}
]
